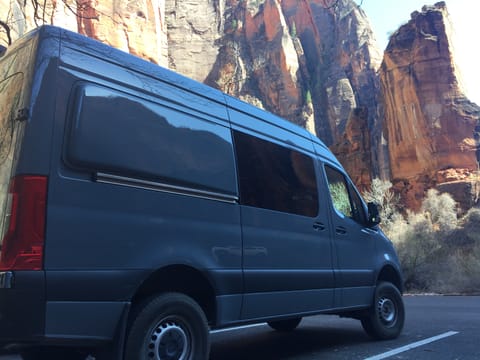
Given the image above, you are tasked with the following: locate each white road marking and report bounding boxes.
[210,323,266,334]
[364,331,459,360]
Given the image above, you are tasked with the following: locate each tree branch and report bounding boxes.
[0,20,12,45]
[322,0,340,9]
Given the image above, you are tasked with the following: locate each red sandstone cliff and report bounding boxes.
[379,2,479,210]
[1,0,479,210]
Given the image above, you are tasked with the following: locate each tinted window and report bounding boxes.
[324,165,366,224]
[67,84,237,195]
[234,131,318,217]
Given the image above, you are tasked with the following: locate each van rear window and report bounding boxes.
[234,131,319,217]
[66,84,237,196]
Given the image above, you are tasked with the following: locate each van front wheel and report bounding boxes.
[361,282,405,340]
[125,292,209,360]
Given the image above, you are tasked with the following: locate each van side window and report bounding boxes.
[233,130,318,217]
[66,84,237,195]
[324,165,366,224]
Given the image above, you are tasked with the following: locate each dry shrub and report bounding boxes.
[363,178,399,229]
[365,181,479,293]
[421,189,457,233]
[460,207,480,243]
[432,247,480,294]
[391,211,442,291]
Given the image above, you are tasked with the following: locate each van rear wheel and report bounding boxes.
[361,282,405,340]
[267,317,302,332]
[125,292,209,360]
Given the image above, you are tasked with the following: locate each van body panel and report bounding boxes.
[44,270,150,301]
[214,294,244,325]
[15,37,59,177]
[331,217,377,308]
[44,173,243,281]
[242,288,336,320]
[44,301,127,341]
[240,206,335,319]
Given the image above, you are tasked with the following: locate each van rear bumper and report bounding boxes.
[0,271,45,344]
[0,271,128,349]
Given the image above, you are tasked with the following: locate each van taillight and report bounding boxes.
[0,175,47,271]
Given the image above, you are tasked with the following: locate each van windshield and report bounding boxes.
[0,39,35,247]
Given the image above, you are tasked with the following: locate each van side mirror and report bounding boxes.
[367,202,381,226]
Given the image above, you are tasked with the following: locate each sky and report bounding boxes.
[359,0,479,105]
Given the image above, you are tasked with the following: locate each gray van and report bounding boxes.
[0,26,404,360]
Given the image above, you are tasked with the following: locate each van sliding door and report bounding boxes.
[233,130,335,319]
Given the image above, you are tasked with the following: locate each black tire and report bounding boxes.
[20,347,88,360]
[125,292,209,360]
[267,317,302,332]
[361,282,405,340]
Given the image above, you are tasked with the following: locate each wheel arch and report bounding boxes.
[376,264,404,294]
[130,265,217,325]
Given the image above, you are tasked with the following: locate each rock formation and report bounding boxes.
[165,0,224,80]
[0,0,168,66]
[379,2,480,210]
[1,0,479,211]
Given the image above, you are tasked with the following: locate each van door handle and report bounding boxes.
[313,222,326,231]
[336,226,347,235]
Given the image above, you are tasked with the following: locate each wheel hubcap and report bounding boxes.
[377,297,396,326]
[147,321,189,360]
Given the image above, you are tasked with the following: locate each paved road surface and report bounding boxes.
[210,295,480,359]
[1,295,479,359]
